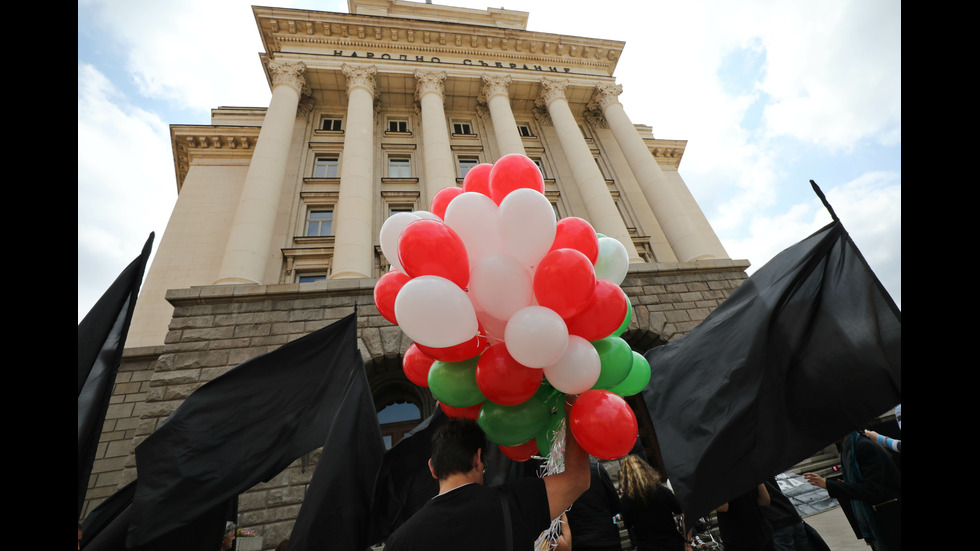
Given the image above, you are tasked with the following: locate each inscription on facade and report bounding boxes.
[332,50,573,73]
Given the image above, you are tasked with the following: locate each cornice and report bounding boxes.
[646,139,688,169]
[253,6,625,77]
[170,125,261,192]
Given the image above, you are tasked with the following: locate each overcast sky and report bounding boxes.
[78,0,901,322]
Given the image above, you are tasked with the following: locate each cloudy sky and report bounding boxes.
[78,0,901,322]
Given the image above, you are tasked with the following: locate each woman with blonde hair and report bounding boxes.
[618,454,688,551]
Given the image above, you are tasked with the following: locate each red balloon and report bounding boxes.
[374,270,410,324]
[568,389,637,460]
[403,344,436,387]
[488,154,545,205]
[564,280,628,341]
[441,401,483,420]
[475,343,543,406]
[397,219,470,289]
[499,438,541,462]
[549,217,599,264]
[416,333,488,363]
[430,186,463,219]
[532,248,596,319]
[462,164,493,197]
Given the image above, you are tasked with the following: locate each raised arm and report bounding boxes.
[543,400,591,520]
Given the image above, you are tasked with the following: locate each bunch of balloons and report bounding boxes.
[373,154,650,461]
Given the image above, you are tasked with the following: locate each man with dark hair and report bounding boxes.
[385,412,591,551]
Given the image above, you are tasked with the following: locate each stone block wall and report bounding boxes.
[81,260,750,549]
[80,349,157,519]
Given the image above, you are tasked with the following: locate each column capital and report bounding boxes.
[342,63,378,98]
[414,69,447,102]
[267,59,307,95]
[478,73,512,104]
[588,82,624,112]
[535,77,569,109]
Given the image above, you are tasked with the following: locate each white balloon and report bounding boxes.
[504,306,568,368]
[469,253,533,321]
[497,188,556,269]
[594,236,629,285]
[543,336,601,394]
[380,212,420,273]
[394,275,479,348]
[444,192,504,268]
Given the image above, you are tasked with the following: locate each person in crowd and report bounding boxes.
[716,483,774,551]
[761,478,829,551]
[384,411,590,551]
[565,461,622,551]
[804,431,900,551]
[617,454,689,551]
[275,539,289,551]
[220,522,236,551]
[864,404,901,454]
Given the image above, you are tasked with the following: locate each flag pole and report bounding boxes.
[809,180,838,222]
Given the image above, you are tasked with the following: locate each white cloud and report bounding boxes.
[79,0,312,114]
[722,171,901,308]
[78,63,176,321]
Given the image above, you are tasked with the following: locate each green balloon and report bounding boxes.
[609,351,651,397]
[478,396,551,447]
[612,296,633,337]
[428,357,485,408]
[591,337,634,390]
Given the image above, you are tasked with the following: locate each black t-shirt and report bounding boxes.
[566,465,622,551]
[716,489,774,551]
[384,477,551,551]
[620,485,685,551]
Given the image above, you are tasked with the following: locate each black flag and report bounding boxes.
[287,350,385,551]
[79,233,154,518]
[127,313,362,550]
[643,211,900,521]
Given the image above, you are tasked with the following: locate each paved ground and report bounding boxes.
[803,506,870,551]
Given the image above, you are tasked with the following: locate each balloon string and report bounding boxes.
[533,419,567,550]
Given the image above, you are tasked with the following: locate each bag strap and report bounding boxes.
[499,491,513,551]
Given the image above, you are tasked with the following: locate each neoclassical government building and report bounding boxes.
[83,0,750,545]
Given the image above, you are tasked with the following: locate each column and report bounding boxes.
[415,70,456,205]
[215,60,306,284]
[536,77,642,262]
[330,64,378,279]
[591,82,729,261]
[480,74,525,157]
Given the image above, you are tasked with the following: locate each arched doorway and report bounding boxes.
[377,400,422,449]
[365,354,436,449]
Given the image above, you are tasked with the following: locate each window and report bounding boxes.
[313,156,339,178]
[320,118,342,131]
[388,157,412,178]
[305,209,333,237]
[517,124,533,137]
[452,121,474,135]
[387,119,409,133]
[530,157,545,177]
[458,157,480,178]
[298,274,327,283]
